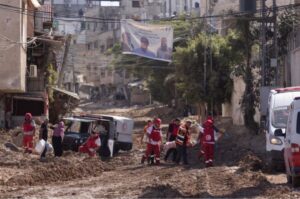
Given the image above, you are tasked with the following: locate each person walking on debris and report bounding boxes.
[39,118,49,161]
[164,118,180,162]
[52,121,65,157]
[141,118,162,165]
[79,131,101,157]
[200,115,224,167]
[175,120,192,165]
[141,120,155,164]
[22,113,36,153]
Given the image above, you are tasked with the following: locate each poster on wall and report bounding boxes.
[121,19,173,62]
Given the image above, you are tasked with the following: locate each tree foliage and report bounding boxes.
[174,31,244,110]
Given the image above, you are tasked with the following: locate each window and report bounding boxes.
[101,70,105,77]
[195,2,200,8]
[108,68,113,76]
[13,99,44,116]
[297,112,300,134]
[81,21,86,30]
[94,22,97,31]
[132,1,140,8]
[94,41,99,49]
[272,107,289,128]
[87,43,91,50]
[100,45,105,53]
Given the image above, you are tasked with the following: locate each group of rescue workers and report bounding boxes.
[20,112,102,160]
[140,116,224,167]
[20,112,224,167]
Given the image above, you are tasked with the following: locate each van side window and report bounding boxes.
[297,112,300,134]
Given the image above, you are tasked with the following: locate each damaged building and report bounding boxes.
[0,0,79,128]
[52,0,163,103]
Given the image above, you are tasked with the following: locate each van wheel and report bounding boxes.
[287,175,292,184]
[292,176,300,188]
[113,144,119,155]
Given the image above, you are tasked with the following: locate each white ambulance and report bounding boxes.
[265,87,300,170]
[282,97,300,187]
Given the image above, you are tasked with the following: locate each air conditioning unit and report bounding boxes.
[29,64,37,78]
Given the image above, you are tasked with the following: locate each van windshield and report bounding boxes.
[272,107,289,128]
[65,120,91,134]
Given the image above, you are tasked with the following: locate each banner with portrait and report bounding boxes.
[121,19,173,62]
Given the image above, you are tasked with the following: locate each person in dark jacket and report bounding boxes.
[39,118,49,160]
[175,120,192,165]
[51,121,64,157]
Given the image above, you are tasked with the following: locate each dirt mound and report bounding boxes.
[238,153,264,172]
[3,154,111,186]
[139,184,184,198]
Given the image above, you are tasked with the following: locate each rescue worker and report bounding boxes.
[175,120,192,165]
[22,113,36,153]
[164,118,180,162]
[141,118,162,165]
[141,120,155,164]
[201,116,223,167]
[79,131,101,157]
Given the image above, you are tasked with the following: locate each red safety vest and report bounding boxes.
[23,122,35,135]
[203,119,215,144]
[85,135,100,149]
[150,127,161,142]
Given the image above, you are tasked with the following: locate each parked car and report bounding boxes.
[265,87,300,170]
[62,114,134,157]
[283,97,300,187]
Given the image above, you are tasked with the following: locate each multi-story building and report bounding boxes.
[0,0,77,127]
[52,0,165,101]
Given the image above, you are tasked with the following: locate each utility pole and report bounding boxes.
[261,0,267,86]
[203,0,208,94]
[57,34,72,88]
[273,0,279,86]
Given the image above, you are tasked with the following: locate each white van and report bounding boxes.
[265,87,300,169]
[62,114,134,157]
[282,97,300,187]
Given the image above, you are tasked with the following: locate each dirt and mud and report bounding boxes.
[0,104,299,198]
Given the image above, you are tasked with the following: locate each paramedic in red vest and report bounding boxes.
[79,131,101,157]
[141,118,162,165]
[175,120,192,165]
[164,118,180,162]
[202,115,223,167]
[23,113,36,153]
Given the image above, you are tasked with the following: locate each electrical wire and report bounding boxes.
[1,2,300,23]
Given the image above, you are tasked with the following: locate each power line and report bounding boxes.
[1,3,300,24]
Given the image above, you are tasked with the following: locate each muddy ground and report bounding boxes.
[0,103,299,198]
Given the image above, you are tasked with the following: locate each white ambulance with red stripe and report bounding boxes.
[283,97,300,187]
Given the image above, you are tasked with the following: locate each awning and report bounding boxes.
[51,87,80,100]
[13,96,44,101]
[29,0,41,8]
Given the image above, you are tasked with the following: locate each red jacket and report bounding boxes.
[23,121,35,135]
[203,119,215,144]
[149,127,162,142]
[83,135,101,149]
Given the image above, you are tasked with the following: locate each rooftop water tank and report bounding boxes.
[239,0,256,13]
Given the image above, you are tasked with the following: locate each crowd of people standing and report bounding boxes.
[140,116,224,167]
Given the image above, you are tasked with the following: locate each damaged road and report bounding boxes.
[0,105,299,198]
